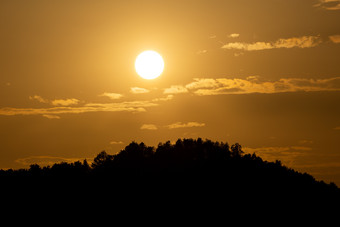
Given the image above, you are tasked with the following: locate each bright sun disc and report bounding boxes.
[135,50,164,79]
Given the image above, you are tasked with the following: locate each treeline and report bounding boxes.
[1,138,339,196]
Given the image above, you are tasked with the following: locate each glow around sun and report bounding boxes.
[135,50,164,79]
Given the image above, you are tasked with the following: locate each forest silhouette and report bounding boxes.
[1,138,339,200]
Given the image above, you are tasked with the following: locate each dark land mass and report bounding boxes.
[1,138,339,210]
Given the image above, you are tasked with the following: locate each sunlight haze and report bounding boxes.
[0,0,340,185]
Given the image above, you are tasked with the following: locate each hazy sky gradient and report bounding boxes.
[1,0,340,184]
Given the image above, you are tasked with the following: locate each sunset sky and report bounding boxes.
[1,0,340,184]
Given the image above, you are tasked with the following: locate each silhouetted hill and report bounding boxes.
[1,138,339,203]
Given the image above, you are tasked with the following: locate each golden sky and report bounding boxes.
[1,0,340,184]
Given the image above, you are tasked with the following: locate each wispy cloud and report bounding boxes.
[130,87,150,94]
[15,156,86,167]
[42,114,61,119]
[222,36,321,51]
[166,122,205,129]
[163,85,188,94]
[315,0,340,10]
[99,92,123,100]
[196,50,207,55]
[110,141,124,145]
[329,35,340,43]
[0,100,157,117]
[29,95,80,106]
[51,98,79,106]
[140,124,158,130]
[185,78,220,90]
[228,33,240,38]
[299,140,314,144]
[244,146,311,166]
[152,95,174,102]
[29,95,49,103]
[184,77,340,96]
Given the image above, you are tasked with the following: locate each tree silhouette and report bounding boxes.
[231,142,243,157]
[0,138,339,199]
[29,164,41,175]
[91,151,114,169]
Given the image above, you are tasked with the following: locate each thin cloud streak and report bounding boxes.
[140,124,158,130]
[166,122,205,129]
[222,36,321,51]
[0,100,158,117]
[29,95,49,103]
[51,98,79,106]
[29,95,80,106]
[185,77,340,96]
[163,85,188,94]
[42,114,61,119]
[315,0,340,10]
[130,87,150,94]
[329,35,340,43]
[228,33,240,38]
[244,146,311,166]
[99,92,123,100]
[110,141,124,145]
[15,156,88,166]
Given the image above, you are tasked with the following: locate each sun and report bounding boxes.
[135,50,164,80]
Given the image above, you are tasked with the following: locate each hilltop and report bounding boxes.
[1,138,339,200]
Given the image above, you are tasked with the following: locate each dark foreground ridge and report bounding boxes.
[1,138,339,202]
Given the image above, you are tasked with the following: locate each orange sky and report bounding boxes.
[1,0,340,185]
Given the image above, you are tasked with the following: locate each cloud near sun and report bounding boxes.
[1,76,340,119]
[221,35,321,51]
[164,76,340,96]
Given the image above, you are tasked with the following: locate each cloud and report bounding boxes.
[110,141,124,145]
[42,114,60,119]
[84,101,157,113]
[234,52,244,57]
[334,126,340,130]
[222,42,273,51]
[185,78,220,90]
[274,36,321,48]
[0,100,158,117]
[222,36,321,51]
[185,76,340,96]
[163,85,188,94]
[140,124,158,130]
[315,0,340,10]
[329,35,340,43]
[299,140,314,144]
[228,33,240,38]
[99,92,123,100]
[15,156,86,167]
[29,95,79,106]
[166,122,205,129]
[196,50,207,55]
[290,146,313,151]
[152,95,174,102]
[244,146,311,166]
[130,87,150,94]
[29,95,49,103]
[51,98,79,106]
